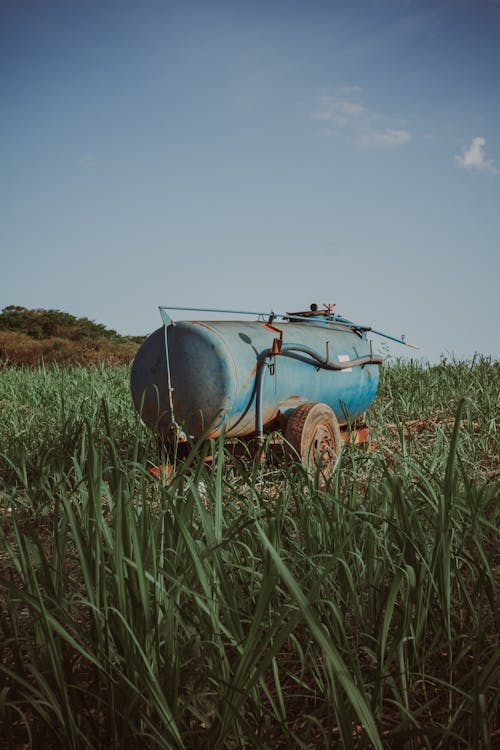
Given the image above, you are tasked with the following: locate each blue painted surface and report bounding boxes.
[130,319,381,438]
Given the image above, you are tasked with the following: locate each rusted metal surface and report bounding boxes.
[340,425,371,447]
[147,463,173,482]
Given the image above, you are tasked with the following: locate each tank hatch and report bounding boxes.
[285,303,336,320]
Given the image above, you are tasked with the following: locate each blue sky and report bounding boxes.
[1,0,499,361]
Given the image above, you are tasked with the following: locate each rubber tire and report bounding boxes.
[285,402,342,478]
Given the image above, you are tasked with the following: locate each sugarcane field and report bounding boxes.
[2,2,500,746]
[0,305,498,749]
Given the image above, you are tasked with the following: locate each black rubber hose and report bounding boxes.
[255,344,383,437]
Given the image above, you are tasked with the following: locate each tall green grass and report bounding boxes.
[0,358,498,748]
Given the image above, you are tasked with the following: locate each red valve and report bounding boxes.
[262,321,283,353]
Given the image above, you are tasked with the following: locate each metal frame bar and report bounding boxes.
[158,305,418,348]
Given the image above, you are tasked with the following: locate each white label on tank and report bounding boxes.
[338,354,352,373]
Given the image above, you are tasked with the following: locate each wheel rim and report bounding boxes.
[309,423,338,473]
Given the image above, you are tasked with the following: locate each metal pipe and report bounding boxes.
[160,305,269,318]
[163,323,176,427]
[255,350,273,440]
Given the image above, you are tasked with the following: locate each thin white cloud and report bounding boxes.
[312,89,412,148]
[313,96,367,126]
[360,129,412,147]
[455,137,497,174]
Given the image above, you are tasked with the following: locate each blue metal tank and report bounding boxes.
[130,312,382,441]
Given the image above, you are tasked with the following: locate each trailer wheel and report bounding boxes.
[285,402,342,478]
